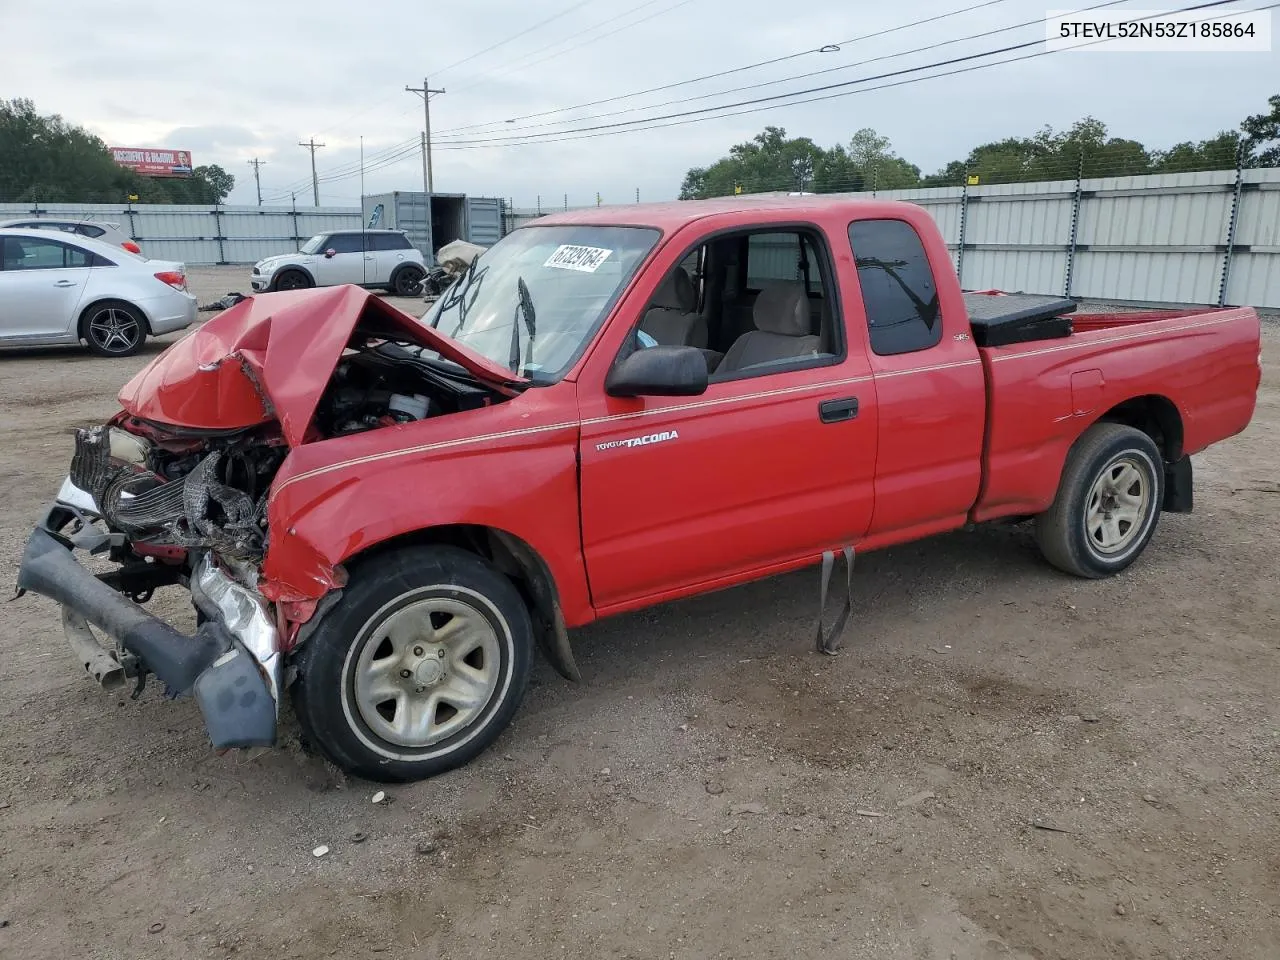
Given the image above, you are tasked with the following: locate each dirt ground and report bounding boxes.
[1,266,1277,960]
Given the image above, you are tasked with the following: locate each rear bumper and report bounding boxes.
[16,501,278,749]
[139,292,198,335]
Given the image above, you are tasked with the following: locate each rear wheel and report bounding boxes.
[81,300,147,357]
[1035,423,1164,578]
[291,545,533,782]
[272,269,312,291]
[392,265,425,296]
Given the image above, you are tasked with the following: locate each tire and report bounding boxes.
[291,545,533,782]
[1035,423,1164,578]
[392,265,425,297]
[80,300,148,357]
[272,269,312,292]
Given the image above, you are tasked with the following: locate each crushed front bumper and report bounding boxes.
[16,497,280,750]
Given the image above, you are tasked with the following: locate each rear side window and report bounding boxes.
[848,219,942,356]
[371,232,412,251]
[327,233,364,254]
[76,224,107,238]
[1,235,96,269]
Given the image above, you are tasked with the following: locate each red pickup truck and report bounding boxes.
[17,196,1262,782]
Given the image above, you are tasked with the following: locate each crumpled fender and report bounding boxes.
[258,389,594,632]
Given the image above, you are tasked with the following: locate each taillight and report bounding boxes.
[154,270,187,291]
[122,240,142,255]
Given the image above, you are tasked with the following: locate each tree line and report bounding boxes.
[1,99,234,205]
[680,94,1280,199]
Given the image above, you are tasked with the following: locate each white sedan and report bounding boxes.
[0,227,196,357]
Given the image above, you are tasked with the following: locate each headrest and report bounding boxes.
[752,282,809,336]
[651,266,695,312]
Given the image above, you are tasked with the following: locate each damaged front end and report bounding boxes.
[17,421,287,748]
[16,286,523,753]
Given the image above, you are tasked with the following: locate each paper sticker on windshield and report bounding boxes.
[544,244,613,273]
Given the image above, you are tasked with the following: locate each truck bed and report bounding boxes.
[969,303,1261,524]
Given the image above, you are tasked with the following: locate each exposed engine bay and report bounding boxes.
[72,337,505,567]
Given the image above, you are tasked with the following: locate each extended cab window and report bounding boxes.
[848,219,942,357]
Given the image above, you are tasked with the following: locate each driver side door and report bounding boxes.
[311,233,367,286]
[577,221,878,614]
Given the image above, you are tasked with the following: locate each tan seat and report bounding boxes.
[639,266,707,349]
[717,282,821,373]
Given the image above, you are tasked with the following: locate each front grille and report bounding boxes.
[69,427,114,502]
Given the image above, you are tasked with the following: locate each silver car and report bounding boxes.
[0,227,196,357]
[0,217,143,257]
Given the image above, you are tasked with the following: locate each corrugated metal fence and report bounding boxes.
[505,168,1280,308]
[0,202,361,265]
[7,168,1279,306]
[842,168,1280,308]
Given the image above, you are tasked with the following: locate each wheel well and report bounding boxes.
[1097,395,1183,461]
[78,298,152,336]
[342,525,579,681]
[275,265,313,284]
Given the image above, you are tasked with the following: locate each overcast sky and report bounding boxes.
[2,0,1275,209]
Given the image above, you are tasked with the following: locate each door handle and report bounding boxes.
[53,280,77,287]
[819,397,858,423]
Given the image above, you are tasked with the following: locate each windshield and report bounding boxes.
[298,234,326,255]
[421,225,660,384]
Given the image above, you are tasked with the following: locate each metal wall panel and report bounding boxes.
[5,172,1280,306]
[1072,250,1223,304]
[465,197,504,245]
[961,249,1068,294]
[0,202,359,264]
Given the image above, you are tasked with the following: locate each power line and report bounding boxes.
[431,0,597,77]
[264,0,1027,195]
[437,0,1130,142]
[429,0,1258,152]
[448,0,694,94]
[261,0,1259,199]
[435,0,1020,136]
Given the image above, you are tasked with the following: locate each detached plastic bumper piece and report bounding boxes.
[16,510,277,750]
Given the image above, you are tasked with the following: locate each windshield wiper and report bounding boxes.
[510,276,537,374]
[432,255,478,328]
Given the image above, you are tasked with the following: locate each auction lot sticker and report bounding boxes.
[544,245,613,272]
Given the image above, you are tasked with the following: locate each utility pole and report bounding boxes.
[405,78,445,194]
[298,139,325,207]
[247,158,266,206]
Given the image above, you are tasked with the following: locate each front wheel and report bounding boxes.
[291,545,533,782]
[272,269,312,292]
[1035,423,1164,578]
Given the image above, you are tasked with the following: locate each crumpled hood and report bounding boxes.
[117,285,527,447]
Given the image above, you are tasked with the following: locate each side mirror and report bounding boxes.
[324,248,337,259]
[605,344,708,398]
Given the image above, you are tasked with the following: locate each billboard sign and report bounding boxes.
[109,147,194,178]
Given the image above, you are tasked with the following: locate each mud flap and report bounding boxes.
[490,530,581,683]
[816,546,855,656]
[537,608,582,683]
[1163,456,1193,513]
